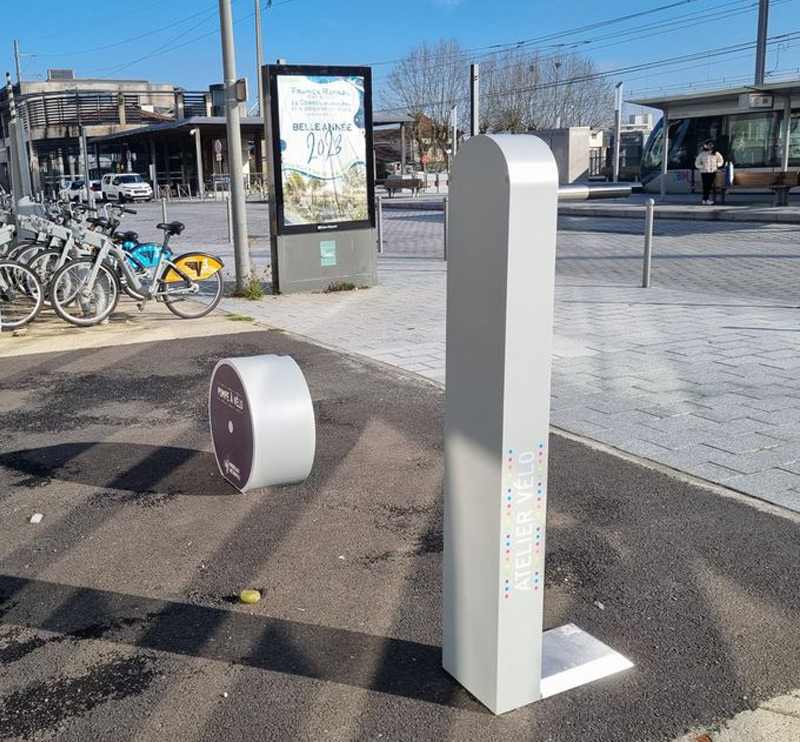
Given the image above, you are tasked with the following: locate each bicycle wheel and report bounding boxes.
[51,258,120,327]
[0,260,44,330]
[8,240,42,265]
[28,248,65,305]
[161,253,224,319]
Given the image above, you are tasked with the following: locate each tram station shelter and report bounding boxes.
[89,116,268,197]
[632,81,800,195]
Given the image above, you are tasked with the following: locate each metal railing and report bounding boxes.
[5,88,208,130]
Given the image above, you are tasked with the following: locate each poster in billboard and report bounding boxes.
[268,65,374,235]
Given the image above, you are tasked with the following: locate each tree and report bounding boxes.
[382,40,613,144]
[480,50,614,132]
[382,39,468,168]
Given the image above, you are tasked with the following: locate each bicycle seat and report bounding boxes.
[87,216,109,229]
[119,230,139,242]
[156,221,185,236]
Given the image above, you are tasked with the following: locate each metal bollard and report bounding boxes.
[376,195,383,254]
[642,198,654,288]
[160,196,167,223]
[226,194,233,244]
[443,195,449,261]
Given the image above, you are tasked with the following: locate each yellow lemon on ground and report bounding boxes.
[239,589,261,604]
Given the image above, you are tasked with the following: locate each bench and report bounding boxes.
[697,171,799,206]
[384,177,425,197]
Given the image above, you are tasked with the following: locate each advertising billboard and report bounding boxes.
[268,65,374,235]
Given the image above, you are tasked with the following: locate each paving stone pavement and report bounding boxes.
[220,214,800,513]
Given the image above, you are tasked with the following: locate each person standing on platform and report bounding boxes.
[695,139,724,205]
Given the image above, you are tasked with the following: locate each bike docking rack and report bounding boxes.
[443,134,633,715]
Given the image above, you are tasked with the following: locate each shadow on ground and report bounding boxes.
[0,443,229,497]
[0,574,474,713]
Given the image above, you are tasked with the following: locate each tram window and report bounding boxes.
[728,112,779,167]
[642,119,666,170]
[687,116,724,161]
[776,115,800,166]
[667,119,692,168]
[642,118,691,169]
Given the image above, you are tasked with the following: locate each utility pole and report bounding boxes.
[470,63,479,137]
[451,105,458,157]
[255,1,266,117]
[219,0,252,290]
[613,81,623,183]
[5,71,27,205]
[255,0,268,180]
[13,40,22,84]
[12,42,40,197]
[754,0,769,85]
[191,128,205,199]
[81,126,94,208]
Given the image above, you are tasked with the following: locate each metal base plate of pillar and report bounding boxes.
[540,624,633,700]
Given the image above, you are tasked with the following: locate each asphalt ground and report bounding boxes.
[1,330,800,742]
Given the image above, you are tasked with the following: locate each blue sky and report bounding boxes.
[3,0,800,115]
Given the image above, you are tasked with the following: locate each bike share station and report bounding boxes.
[209,70,634,712]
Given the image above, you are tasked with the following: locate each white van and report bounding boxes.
[101,173,153,202]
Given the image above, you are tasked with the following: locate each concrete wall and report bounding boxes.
[528,127,591,183]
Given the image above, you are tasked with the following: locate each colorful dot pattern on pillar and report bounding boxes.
[534,443,546,587]
[501,443,547,601]
[503,447,514,598]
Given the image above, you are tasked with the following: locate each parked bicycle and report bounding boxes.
[0,258,44,330]
[49,219,224,326]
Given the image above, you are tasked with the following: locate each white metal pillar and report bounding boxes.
[470,63,480,137]
[192,129,205,199]
[400,122,406,172]
[613,82,623,183]
[660,108,669,201]
[781,95,791,173]
[443,134,632,715]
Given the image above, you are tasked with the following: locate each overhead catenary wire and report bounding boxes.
[26,4,220,58]
[15,0,187,44]
[369,0,789,88]
[85,0,298,79]
[16,0,299,82]
[366,0,719,69]
[374,30,800,114]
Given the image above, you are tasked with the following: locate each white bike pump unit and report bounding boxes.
[443,134,634,715]
[209,355,315,492]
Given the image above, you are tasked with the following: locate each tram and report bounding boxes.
[634,82,800,194]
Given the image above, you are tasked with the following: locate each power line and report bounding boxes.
[366,0,720,69]
[26,4,220,58]
[370,0,779,87]
[72,0,299,80]
[375,31,800,113]
[17,0,186,44]
[81,11,223,78]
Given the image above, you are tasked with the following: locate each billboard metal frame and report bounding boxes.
[266,64,375,237]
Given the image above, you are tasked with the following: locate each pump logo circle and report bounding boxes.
[210,362,254,489]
